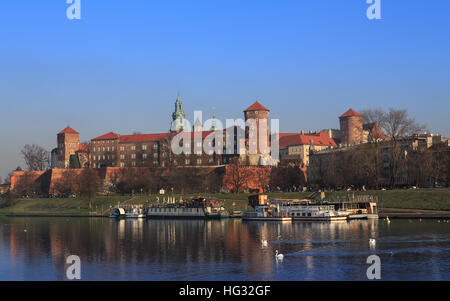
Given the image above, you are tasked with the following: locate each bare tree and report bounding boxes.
[380,108,426,139]
[223,157,251,193]
[21,144,49,171]
[361,108,386,125]
[363,108,425,187]
[78,168,101,209]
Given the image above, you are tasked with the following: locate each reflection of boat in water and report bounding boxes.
[146,197,229,219]
[243,195,291,221]
[109,205,146,219]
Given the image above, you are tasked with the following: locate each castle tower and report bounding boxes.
[171,94,186,132]
[243,101,270,165]
[339,108,363,145]
[56,126,80,168]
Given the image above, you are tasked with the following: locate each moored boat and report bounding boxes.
[271,199,349,222]
[243,194,291,222]
[109,205,146,219]
[146,197,229,219]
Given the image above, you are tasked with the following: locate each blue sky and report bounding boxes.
[0,0,449,178]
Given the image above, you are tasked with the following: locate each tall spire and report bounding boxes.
[171,93,186,132]
[210,110,217,131]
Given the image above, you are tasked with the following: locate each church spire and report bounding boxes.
[171,93,186,132]
[210,110,217,131]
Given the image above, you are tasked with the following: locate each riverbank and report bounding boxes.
[0,188,449,217]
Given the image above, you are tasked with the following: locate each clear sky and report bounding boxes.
[0,0,449,179]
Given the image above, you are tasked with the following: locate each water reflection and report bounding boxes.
[0,217,449,280]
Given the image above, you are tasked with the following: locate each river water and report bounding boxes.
[0,217,449,280]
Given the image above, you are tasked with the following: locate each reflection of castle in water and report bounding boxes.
[2,218,381,279]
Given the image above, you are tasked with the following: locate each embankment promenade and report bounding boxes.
[1,189,449,219]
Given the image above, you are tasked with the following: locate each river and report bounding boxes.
[0,217,449,280]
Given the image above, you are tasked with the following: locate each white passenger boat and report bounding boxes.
[146,197,229,219]
[273,199,349,222]
[242,194,291,222]
[242,205,291,221]
[109,205,146,219]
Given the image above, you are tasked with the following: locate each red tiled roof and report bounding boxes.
[119,133,170,143]
[78,143,90,152]
[177,131,215,139]
[279,132,337,149]
[92,132,120,141]
[244,101,270,112]
[91,130,223,144]
[364,122,388,140]
[340,108,363,118]
[58,126,79,135]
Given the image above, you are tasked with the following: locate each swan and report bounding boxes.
[261,240,268,247]
[369,238,376,247]
[275,250,284,260]
[386,217,390,223]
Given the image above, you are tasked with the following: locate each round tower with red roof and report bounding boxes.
[339,108,363,145]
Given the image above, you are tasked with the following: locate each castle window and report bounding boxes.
[102,155,105,160]
[93,163,96,168]
[120,154,125,160]
[120,162,125,167]
[153,144,158,150]
[112,146,115,151]
[131,145,136,151]
[197,159,202,165]
[120,146,125,151]
[131,154,136,159]
[142,145,147,150]
[102,147,105,152]
[185,159,190,165]
[93,147,96,152]
[153,161,158,165]
[143,153,147,159]
[131,162,136,167]
[93,155,96,161]
[153,153,158,158]
[107,147,110,152]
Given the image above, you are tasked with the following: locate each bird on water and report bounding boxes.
[275,250,284,260]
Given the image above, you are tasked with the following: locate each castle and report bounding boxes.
[51,95,380,170]
[51,97,279,170]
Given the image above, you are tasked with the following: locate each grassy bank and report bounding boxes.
[0,195,131,216]
[0,189,449,216]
